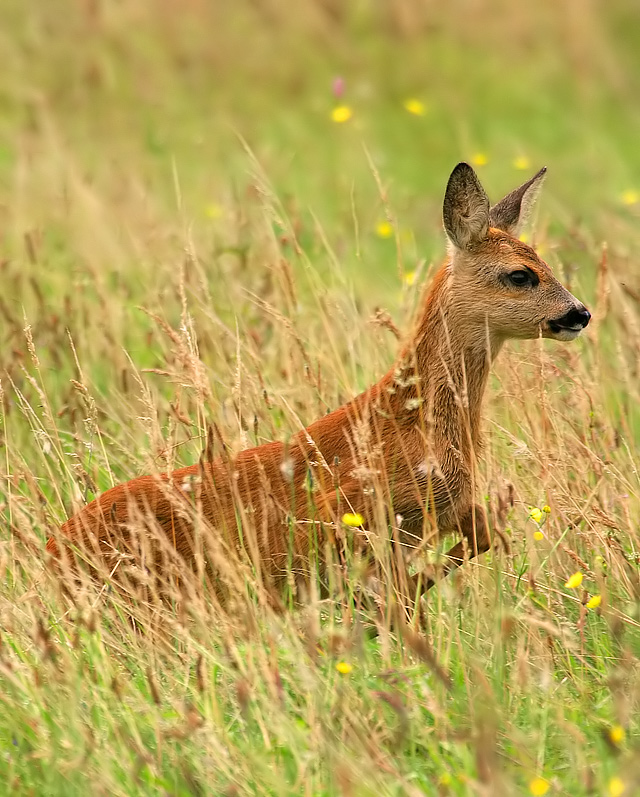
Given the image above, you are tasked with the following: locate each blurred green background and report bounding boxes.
[2,0,640,286]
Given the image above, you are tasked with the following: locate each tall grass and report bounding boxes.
[0,1,639,794]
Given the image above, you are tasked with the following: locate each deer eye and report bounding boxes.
[508,270,532,287]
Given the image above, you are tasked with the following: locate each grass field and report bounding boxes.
[1,1,640,794]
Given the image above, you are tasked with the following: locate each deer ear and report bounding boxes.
[489,167,547,236]
[443,163,490,250]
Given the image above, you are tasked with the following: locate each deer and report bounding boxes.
[46,163,590,613]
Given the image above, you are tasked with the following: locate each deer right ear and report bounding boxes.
[443,163,490,250]
[489,167,547,236]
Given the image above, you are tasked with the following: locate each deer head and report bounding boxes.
[442,162,590,344]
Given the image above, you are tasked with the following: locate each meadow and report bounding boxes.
[1,1,639,794]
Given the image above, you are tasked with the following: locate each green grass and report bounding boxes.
[1,1,640,794]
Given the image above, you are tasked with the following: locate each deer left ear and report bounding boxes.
[489,167,547,237]
[443,162,491,250]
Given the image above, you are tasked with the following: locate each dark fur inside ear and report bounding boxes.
[443,163,490,250]
[489,167,547,236]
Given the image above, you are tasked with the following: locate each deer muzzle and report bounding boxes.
[548,304,591,339]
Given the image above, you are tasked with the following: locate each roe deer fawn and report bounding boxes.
[47,163,590,608]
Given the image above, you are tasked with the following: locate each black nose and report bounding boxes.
[550,305,591,331]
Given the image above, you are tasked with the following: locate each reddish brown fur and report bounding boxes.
[46,164,590,604]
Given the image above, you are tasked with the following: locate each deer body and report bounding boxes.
[47,164,590,600]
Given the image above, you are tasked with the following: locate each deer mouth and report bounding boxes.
[547,306,591,340]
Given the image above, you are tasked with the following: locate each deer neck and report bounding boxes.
[388,263,503,455]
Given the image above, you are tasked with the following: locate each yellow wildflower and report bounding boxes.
[342,512,364,527]
[608,777,625,797]
[205,203,223,219]
[609,725,625,745]
[542,505,551,514]
[529,507,544,524]
[331,105,352,123]
[519,232,529,244]
[404,98,427,116]
[471,152,488,167]
[621,190,639,206]
[403,270,416,287]
[438,773,452,786]
[336,661,353,675]
[513,156,531,171]
[564,571,583,589]
[533,531,544,542]
[376,221,393,239]
[529,777,550,796]
[586,594,602,609]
